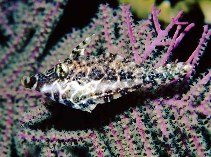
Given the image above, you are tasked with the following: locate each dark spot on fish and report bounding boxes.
[126,71,134,79]
[73,96,80,103]
[95,91,102,96]
[133,85,141,90]
[120,88,128,95]
[104,67,117,81]
[79,99,95,108]
[82,40,87,45]
[108,53,117,61]
[89,67,104,80]
[64,58,72,64]
[53,92,60,102]
[119,70,134,80]
[105,90,113,94]
[63,99,74,107]
[119,70,127,80]
[87,99,95,104]
[104,95,113,102]
[45,92,51,98]
[73,71,86,80]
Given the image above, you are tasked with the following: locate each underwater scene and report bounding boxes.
[0,0,210,156]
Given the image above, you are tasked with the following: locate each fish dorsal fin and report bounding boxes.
[71,34,95,59]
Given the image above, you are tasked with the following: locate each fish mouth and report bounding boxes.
[21,75,37,89]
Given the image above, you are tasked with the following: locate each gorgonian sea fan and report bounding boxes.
[0,0,68,156]
[0,2,210,157]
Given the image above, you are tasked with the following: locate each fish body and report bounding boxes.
[22,35,192,112]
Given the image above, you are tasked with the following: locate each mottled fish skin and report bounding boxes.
[21,35,192,112]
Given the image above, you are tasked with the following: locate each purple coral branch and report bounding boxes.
[101,4,113,51]
[0,14,14,36]
[182,115,206,157]
[155,23,195,67]
[122,114,136,156]
[133,108,153,157]
[1,98,13,155]
[163,104,207,157]
[183,71,210,100]
[184,25,210,79]
[89,131,105,157]
[0,29,27,69]
[151,5,161,33]
[108,122,125,156]
[20,105,51,126]
[122,5,141,64]
[0,3,18,36]
[155,25,182,67]
[31,1,62,60]
[198,88,211,116]
[182,71,211,116]
[0,86,43,99]
[174,23,195,47]
[153,100,169,138]
[163,71,210,117]
[141,6,193,64]
[165,11,186,32]
[18,129,89,146]
[147,102,175,155]
[186,25,210,65]
[6,64,23,87]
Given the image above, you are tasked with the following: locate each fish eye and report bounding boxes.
[55,63,69,78]
[21,76,37,89]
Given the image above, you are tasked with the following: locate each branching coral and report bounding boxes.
[0,1,210,157]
